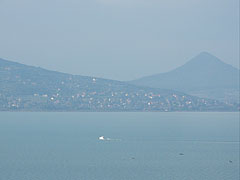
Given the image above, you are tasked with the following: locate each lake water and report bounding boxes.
[0,112,239,180]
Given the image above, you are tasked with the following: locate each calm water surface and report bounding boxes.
[0,112,239,180]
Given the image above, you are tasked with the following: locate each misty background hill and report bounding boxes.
[130,52,239,103]
[0,57,237,111]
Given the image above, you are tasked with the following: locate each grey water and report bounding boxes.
[0,112,239,180]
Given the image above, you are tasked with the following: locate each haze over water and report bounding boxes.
[0,112,239,180]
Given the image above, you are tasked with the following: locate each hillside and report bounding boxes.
[0,57,238,111]
[130,52,239,103]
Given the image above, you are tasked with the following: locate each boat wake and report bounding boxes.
[98,136,121,141]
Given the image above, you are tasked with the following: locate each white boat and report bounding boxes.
[99,136,105,140]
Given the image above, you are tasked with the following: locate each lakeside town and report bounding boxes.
[0,58,238,112]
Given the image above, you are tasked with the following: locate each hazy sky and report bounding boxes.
[0,0,239,80]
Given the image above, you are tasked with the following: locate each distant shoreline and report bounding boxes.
[0,110,239,113]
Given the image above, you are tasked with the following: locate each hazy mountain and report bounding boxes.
[130,52,239,103]
[0,57,237,111]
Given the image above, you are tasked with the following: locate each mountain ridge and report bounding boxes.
[130,52,239,103]
[0,57,238,111]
